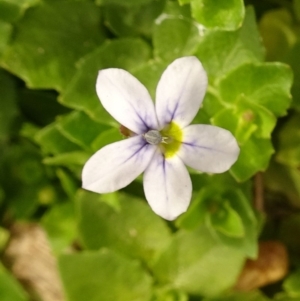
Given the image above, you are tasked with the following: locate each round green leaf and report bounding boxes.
[77,190,172,264]
[60,38,151,123]
[191,0,245,30]
[59,249,153,301]
[1,2,105,91]
[152,226,245,296]
[209,201,245,238]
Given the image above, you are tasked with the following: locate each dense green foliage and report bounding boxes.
[0,0,300,300]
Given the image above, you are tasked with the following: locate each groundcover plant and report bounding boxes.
[0,0,300,300]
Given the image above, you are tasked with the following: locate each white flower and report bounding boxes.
[82,56,240,220]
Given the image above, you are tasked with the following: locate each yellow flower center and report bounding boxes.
[160,122,183,158]
[143,122,183,158]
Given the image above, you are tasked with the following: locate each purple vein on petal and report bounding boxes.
[157,65,192,126]
[82,136,157,193]
[182,141,230,154]
[104,75,156,133]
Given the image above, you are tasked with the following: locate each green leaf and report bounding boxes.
[1,1,105,91]
[192,91,224,125]
[283,269,300,297]
[218,62,293,117]
[59,249,153,301]
[96,0,153,6]
[132,60,168,99]
[60,38,151,123]
[203,290,270,301]
[195,7,264,81]
[0,0,40,22]
[177,186,258,258]
[152,226,245,296]
[0,139,56,218]
[212,97,276,144]
[153,287,188,301]
[77,190,171,265]
[0,70,18,141]
[0,263,29,301]
[153,17,202,62]
[56,168,78,199]
[285,41,300,110]
[295,0,300,21]
[19,122,40,142]
[35,123,81,155]
[163,0,191,18]
[0,20,12,56]
[178,0,190,5]
[274,293,300,301]
[210,201,245,238]
[91,128,121,152]
[43,151,90,166]
[103,0,166,38]
[259,8,296,61]
[230,136,274,182]
[42,201,76,255]
[190,0,245,30]
[56,111,110,151]
[276,112,300,167]
[264,160,300,208]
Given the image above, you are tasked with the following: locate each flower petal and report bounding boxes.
[96,68,158,134]
[178,124,240,173]
[143,150,192,220]
[82,136,156,193]
[155,56,208,129]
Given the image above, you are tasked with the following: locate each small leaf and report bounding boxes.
[190,0,245,30]
[132,60,168,99]
[60,38,151,123]
[59,249,153,301]
[152,226,245,296]
[230,136,274,182]
[213,98,276,144]
[77,190,171,264]
[178,186,257,258]
[153,16,202,62]
[103,0,166,38]
[1,1,105,91]
[0,0,40,22]
[91,128,121,152]
[56,168,78,199]
[56,111,110,151]
[178,0,190,5]
[96,0,153,6]
[42,201,76,255]
[195,7,264,80]
[43,151,90,166]
[218,62,293,117]
[35,123,81,155]
[209,201,245,238]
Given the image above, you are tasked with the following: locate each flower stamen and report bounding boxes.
[144,130,163,145]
